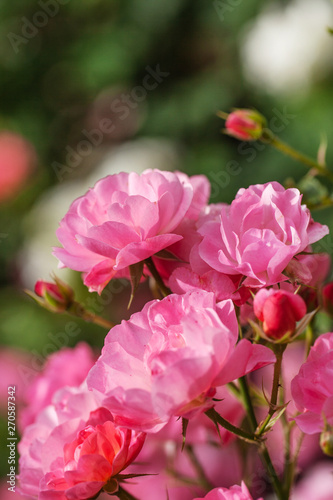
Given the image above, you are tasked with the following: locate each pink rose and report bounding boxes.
[193,481,263,500]
[198,182,329,288]
[87,290,275,432]
[19,343,96,431]
[18,385,145,500]
[291,333,333,434]
[53,169,210,293]
[253,288,306,340]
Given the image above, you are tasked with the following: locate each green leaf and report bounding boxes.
[154,249,185,262]
[182,417,189,451]
[128,261,144,309]
[264,403,289,432]
[292,308,319,341]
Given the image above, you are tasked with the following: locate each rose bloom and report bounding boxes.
[53,169,210,293]
[193,482,263,500]
[19,343,96,431]
[87,290,275,432]
[198,182,329,288]
[18,384,145,500]
[291,332,333,434]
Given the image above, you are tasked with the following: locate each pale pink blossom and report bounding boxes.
[19,343,96,431]
[18,384,145,500]
[291,333,333,434]
[53,169,210,293]
[87,291,275,432]
[193,481,263,500]
[198,182,329,288]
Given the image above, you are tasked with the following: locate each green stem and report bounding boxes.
[256,344,286,437]
[145,257,171,297]
[286,430,305,496]
[305,323,314,358]
[238,376,257,430]
[185,444,213,490]
[238,375,287,500]
[261,129,333,183]
[69,302,115,329]
[205,408,259,445]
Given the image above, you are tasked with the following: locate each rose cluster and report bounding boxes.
[18,169,333,500]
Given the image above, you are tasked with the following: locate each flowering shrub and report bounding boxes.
[18,110,333,500]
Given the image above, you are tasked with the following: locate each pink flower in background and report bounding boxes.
[322,282,333,316]
[253,288,306,340]
[198,182,329,288]
[87,290,275,432]
[53,169,210,293]
[193,481,263,500]
[291,462,333,500]
[0,348,32,412]
[291,333,333,434]
[0,131,36,202]
[18,385,145,500]
[19,343,96,431]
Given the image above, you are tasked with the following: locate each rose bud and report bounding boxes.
[253,288,306,340]
[223,109,266,141]
[322,282,333,316]
[30,276,74,313]
[320,429,333,457]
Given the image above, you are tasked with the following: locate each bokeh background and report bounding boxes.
[1,0,333,494]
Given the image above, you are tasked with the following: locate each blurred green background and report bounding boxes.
[0,0,333,482]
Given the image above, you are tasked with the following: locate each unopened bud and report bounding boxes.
[253,288,306,341]
[320,429,333,456]
[222,109,266,141]
[29,276,74,313]
[322,282,333,316]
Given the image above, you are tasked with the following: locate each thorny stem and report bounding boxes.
[237,375,287,500]
[261,129,333,183]
[256,344,287,437]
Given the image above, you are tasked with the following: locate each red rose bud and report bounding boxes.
[32,276,74,313]
[253,289,306,340]
[322,282,333,316]
[224,109,266,141]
